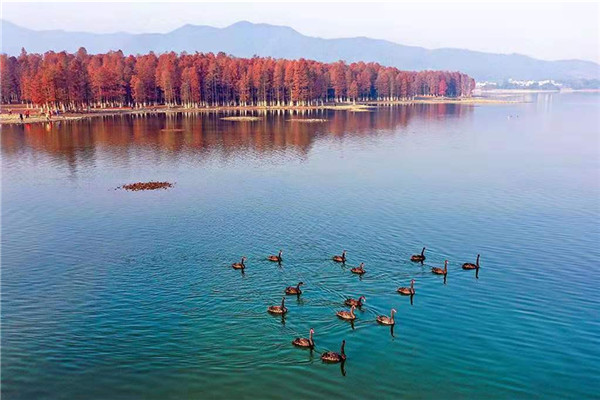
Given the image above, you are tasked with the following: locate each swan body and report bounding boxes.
[336,305,356,321]
[376,309,396,325]
[350,262,366,275]
[411,247,426,262]
[333,250,347,263]
[268,297,287,314]
[292,328,314,348]
[268,250,283,262]
[462,254,480,270]
[344,296,366,307]
[321,340,346,363]
[432,260,448,275]
[231,256,246,270]
[397,279,415,295]
[285,282,304,295]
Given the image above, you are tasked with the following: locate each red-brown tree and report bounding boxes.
[2,48,476,108]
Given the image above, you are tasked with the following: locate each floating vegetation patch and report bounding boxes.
[220,116,262,121]
[287,118,328,123]
[160,128,185,132]
[118,181,173,191]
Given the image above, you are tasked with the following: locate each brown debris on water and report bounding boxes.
[118,181,173,191]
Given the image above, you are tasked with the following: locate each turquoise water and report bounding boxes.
[2,93,599,399]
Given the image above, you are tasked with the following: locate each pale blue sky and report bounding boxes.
[2,1,599,63]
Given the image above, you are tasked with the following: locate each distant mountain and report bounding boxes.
[2,19,599,83]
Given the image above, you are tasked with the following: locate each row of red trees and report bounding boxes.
[1,48,475,108]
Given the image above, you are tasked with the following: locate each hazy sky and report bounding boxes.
[2,1,599,63]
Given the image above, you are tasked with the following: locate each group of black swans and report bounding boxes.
[231,247,481,366]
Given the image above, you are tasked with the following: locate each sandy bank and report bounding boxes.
[0,97,519,126]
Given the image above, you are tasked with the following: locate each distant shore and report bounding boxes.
[0,97,518,126]
[475,88,600,94]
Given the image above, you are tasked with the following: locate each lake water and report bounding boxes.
[2,93,599,399]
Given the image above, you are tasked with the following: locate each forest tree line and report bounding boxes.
[1,48,475,109]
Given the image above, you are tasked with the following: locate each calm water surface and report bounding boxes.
[2,93,599,399]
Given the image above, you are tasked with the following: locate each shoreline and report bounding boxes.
[476,88,600,94]
[0,97,518,126]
